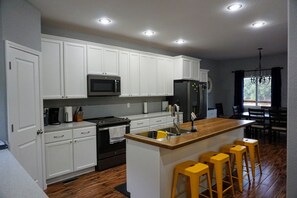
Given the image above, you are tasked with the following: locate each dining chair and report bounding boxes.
[269,108,287,142]
[248,108,269,140]
[231,105,241,119]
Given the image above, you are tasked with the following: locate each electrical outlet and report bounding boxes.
[127,103,130,108]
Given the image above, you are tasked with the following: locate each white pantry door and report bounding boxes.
[6,42,43,188]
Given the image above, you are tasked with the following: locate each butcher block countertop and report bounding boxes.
[125,118,254,150]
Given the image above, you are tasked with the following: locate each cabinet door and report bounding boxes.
[191,59,200,80]
[139,55,150,96]
[182,58,191,79]
[64,42,87,98]
[157,58,167,96]
[45,139,73,179]
[119,51,130,97]
[129,52,140,96]
[73,136,97,171]
[140,54,157,96]
[87,45,103,74]
[165,59,174,96]
[41,38,64,99]
[103,48,119,75]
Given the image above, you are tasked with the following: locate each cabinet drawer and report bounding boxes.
[130,119,149,128]
[130,126,149,134]
[149,117,167,125]
[73,126,96,138]
[45,130,72,143]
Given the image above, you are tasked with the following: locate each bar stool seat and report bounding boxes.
[171,160,213,198]
[234,138,262,178]
[220,144,251,192]
[199,152,235,198]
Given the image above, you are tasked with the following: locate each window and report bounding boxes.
[243,77,271,107]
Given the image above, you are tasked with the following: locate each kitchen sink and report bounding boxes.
[136,127,192,141]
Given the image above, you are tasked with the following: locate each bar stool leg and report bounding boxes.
[249,145,256,178]
[244,152,251,183]
[214,163,223,198]
[171,169,179,198]
[206,169,213,198]
[256,145,263,174]
[189,176,199,198]
[234,152,243,192]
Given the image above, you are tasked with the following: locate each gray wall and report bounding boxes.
[287,0,297,196]
[215,53,287,116]
[0,0,41,141]
[200,59,220,108]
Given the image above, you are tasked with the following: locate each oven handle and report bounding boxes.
[98,124,130,131]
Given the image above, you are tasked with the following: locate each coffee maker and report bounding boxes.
[48,108,60,125]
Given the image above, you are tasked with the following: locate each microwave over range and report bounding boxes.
[87,74,121,96]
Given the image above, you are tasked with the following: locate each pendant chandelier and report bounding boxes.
[250,48,271,84]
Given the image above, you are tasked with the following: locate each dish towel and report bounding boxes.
[109,125,126,144]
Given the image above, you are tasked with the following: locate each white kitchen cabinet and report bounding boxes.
[119,51,140,97]
[41,38,64,99]
[149,117,167,131]
[87,45,119,76]
[174,55,201,81]
[130,119,150,134]
[45,130,73,179]
[140,54,157,96]
[45,126,96,179]
[64,41,87,98]
[200,69,209,83]
[157,58,167,96]
[164,58,174,96]
[41,37,87,99]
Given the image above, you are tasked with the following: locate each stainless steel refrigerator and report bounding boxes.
[172,80,207,122]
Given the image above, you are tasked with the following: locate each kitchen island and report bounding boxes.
[125,118,254,198]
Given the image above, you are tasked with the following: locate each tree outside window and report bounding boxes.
[243,77,271,106]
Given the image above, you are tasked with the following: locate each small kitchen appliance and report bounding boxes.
[64,106,73,123]
[48,108,60,125]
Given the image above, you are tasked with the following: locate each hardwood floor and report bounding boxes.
[45,137,286,198]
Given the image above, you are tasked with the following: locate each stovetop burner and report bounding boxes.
[85,116,130,127]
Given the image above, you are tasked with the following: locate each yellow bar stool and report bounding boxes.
[220,144,251,192]
[171,160,213,198]
[199,152,235,198]
[234,138,262,178]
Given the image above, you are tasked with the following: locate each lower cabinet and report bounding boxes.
[45,126,96,179]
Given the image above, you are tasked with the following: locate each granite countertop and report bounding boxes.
[0,149,48,198]
[125,118,254,150]
[122,112,183,121]
[44,121,96,132]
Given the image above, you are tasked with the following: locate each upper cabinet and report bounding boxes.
[42,38,87,99]
[157,57,174,96]
[199,69,209,83]
[41,38,64,99]
[174,55,201,81]
[119,51,140,97]
[139,54,158,96]
[64,42,87,98]
[87,44,119,76]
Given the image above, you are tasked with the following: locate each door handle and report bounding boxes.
[37,129,43,135]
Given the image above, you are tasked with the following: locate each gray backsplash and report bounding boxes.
[44,96,167,121]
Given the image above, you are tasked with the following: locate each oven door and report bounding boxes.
[87,74,121,96]
[97,124,129,160]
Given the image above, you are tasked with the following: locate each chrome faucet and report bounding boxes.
[172,104,181,135]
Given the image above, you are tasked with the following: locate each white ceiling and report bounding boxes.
[27,0,287,60]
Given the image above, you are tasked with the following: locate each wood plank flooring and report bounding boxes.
[45,137,286,198]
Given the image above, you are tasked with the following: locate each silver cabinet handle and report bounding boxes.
[37,129,43,135]
[53,135,64,138]
[81,131,90,134]
[137,122,143,125]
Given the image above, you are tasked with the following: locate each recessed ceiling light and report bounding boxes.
[174,39,186,44]
[143,30,156,37]
[227,3,243,11]
[97,17,112,25]
[251,21,267,28]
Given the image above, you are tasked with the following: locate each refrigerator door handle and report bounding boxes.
[199,85,203,116]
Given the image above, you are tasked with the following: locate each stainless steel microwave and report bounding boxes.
[87,74,121,96]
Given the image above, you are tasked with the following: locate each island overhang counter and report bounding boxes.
[125,118,254,198]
